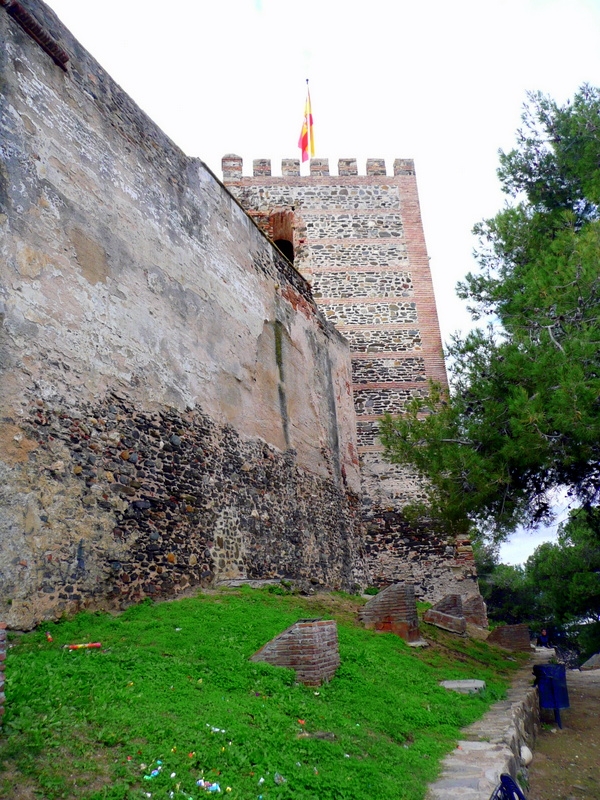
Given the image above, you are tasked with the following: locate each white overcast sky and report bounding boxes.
[43,0,600,563]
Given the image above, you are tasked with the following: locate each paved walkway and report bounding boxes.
[426,649,553,800]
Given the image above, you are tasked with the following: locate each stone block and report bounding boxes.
[423,594,468,634]
[423,609,467,635]
[253,159,271,176]
[338,158,358,176]
[221,154,242,180]
[309,158,329,177]
[281,159,300,176]
[432,594,463,616]
[250,619,339,685]
[581,652,600,670]
[440,680,486,694]
[487,624,531,652]
[463,594,488,628]
[358,583,420,642]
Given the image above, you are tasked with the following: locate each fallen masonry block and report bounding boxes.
[423,608,467,635]
[250,619,339,685]
[423,594,467,634]
[487,623,531,652]
[358,583,421,642]
[581,652,600,670]
[440,679,486,694]
[429,593,463,617]
[462,593,489,628]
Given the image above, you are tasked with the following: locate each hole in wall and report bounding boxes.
[274,239,294,263]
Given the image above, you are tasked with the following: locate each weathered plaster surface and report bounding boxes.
[0,0,365,628]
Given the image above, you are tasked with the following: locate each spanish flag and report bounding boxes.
[298,83,314,163]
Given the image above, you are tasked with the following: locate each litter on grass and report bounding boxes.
[197,778,221,793]
[274,773,286,785]
[65,642,102,650]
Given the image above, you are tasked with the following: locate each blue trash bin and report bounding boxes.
[533,664,569,727]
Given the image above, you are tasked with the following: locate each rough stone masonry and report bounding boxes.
[1,0,482,630]
[0,0,367,629]
[223,156,479,602]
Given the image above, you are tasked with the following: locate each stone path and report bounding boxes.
[426,649,553,800]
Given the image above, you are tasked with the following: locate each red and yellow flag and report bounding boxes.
[298,85,314,163]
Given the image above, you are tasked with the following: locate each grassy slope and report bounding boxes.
[0,589,525,800]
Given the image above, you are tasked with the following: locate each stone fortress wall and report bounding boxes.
[0,0,368,629]
[1,0,480,630]
[223,157,478,601]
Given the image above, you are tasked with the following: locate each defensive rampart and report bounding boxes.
[223,156,479,601]
[0,0,366,628]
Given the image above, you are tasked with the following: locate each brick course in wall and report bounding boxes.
[358,583,420,642]
[222,156,479,603]
[250,619,340,685]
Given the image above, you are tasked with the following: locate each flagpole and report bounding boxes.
[306,78,312,160]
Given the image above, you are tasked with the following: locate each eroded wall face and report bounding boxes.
[223,157,478,601]
[0,1,365,629]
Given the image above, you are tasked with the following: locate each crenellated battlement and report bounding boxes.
[221,155,415,180]
[221,148,479,604]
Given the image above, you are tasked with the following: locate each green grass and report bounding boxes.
[0,588,524,799]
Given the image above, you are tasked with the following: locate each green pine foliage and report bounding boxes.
[379,85,600,541]
[0,589,519,800]
[473,511,600,660]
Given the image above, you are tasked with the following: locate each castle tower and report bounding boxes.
[222,156,477,601]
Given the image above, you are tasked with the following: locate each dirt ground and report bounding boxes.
[527,669,600,800]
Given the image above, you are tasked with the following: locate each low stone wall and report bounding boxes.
[250,619,340,685]
[487,624,531,652]
[427,664,542,800]
[358,583,420,642]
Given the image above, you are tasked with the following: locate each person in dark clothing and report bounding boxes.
[537,628,551,647]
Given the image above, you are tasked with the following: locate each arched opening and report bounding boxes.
[270,209,296,264]
[274,238,294,263]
